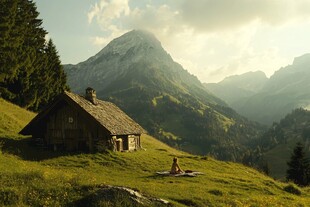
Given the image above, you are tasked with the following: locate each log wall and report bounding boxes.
[45,102,110,151]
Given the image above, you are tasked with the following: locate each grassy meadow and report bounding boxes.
[1,98,310,206]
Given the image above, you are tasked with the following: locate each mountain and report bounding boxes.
[205,71,268,106]
[64,30,263,161]
[1,99,309,206]
[65,30,223,105]
[239,54,310,125]
[255,108,310,179]
[206,54,310,125]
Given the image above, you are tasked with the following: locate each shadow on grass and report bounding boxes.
[143,174,167,180]
[171,198,202,207]
[0,136,83,161]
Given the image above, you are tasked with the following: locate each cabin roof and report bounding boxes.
[64,91,146,135]
[20,91,146,135]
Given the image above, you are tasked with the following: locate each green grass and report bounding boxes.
[263,141,295,179]
[152,94,181,107]
[214,111,235,132]
[0,98,35,136]
[159,129,180,141]
[264,138,304,179]
[1,98,310,206]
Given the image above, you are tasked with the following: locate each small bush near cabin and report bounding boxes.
[283,184,302,195]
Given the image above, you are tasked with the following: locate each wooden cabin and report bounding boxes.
[20,88,146,152]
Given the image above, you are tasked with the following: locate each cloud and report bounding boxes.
[90,36,109,46]
[87,0,310,34]
[127,4,180,34]
[90,27,128,47]
[86,0,310,83]
[87,0,310,45]
[178,0,310,32]
[88,0,130,32]
[205,46,290,83]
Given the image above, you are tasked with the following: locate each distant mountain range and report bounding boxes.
[64,30,263,161]
[206,54,310,125]
[205,71,268,107]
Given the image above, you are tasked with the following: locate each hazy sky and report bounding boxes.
[35,0,310,83]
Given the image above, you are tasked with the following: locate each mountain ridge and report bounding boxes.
[205,71,268,106]
[65,30,215,102]
[206,53,310,125]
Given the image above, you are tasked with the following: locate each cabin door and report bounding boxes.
[128,136,136,151]
[64,129,79,151]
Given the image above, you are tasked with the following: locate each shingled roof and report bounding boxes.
[20,91,146,135]
[65,91,146,135]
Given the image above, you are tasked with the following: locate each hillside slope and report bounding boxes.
[256,108,310,179]
[0,98,35,136]
[64,30,263,161]
[1,99,310,206]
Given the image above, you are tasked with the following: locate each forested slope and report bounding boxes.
[0,0,67,111]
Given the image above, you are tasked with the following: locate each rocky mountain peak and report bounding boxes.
[220,71,267,85]
[90,30,170,63]
[293,53,310,65]
[64,30,200,95]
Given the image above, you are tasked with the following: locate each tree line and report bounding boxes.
[0,0,67,111]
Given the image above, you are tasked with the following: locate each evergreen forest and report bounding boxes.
[0,0,67,111]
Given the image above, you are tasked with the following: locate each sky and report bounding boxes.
[34,0,310,83]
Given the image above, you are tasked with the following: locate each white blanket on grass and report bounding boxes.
[156,171,204,177]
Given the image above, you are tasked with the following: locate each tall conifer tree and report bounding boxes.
[286,142,310,186]
[0,0,20,97]
[12,0,47,109]
[0,0,68,111]
[35,39,67,109]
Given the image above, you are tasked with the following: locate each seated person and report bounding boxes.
[170,157,184,174]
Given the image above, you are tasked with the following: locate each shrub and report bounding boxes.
[208,189,223,196]
[283,184,302,195]
[0,189,19,206]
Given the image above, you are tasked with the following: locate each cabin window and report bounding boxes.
[68,117,74,123]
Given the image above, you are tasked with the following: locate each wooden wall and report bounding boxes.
[128,135,140,151]
[45,102,110,151]
[116,135,140,151]
[41,101,141,152]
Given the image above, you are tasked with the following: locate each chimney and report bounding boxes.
[85,87,97,105]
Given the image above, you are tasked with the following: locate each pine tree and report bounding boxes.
[286,142,310,186]
[12,0,47,109]
[0,0,20,97]
[34,39,68,110]
[45,39,67,96]
[0,0,68,111]
[0,0,46,106]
